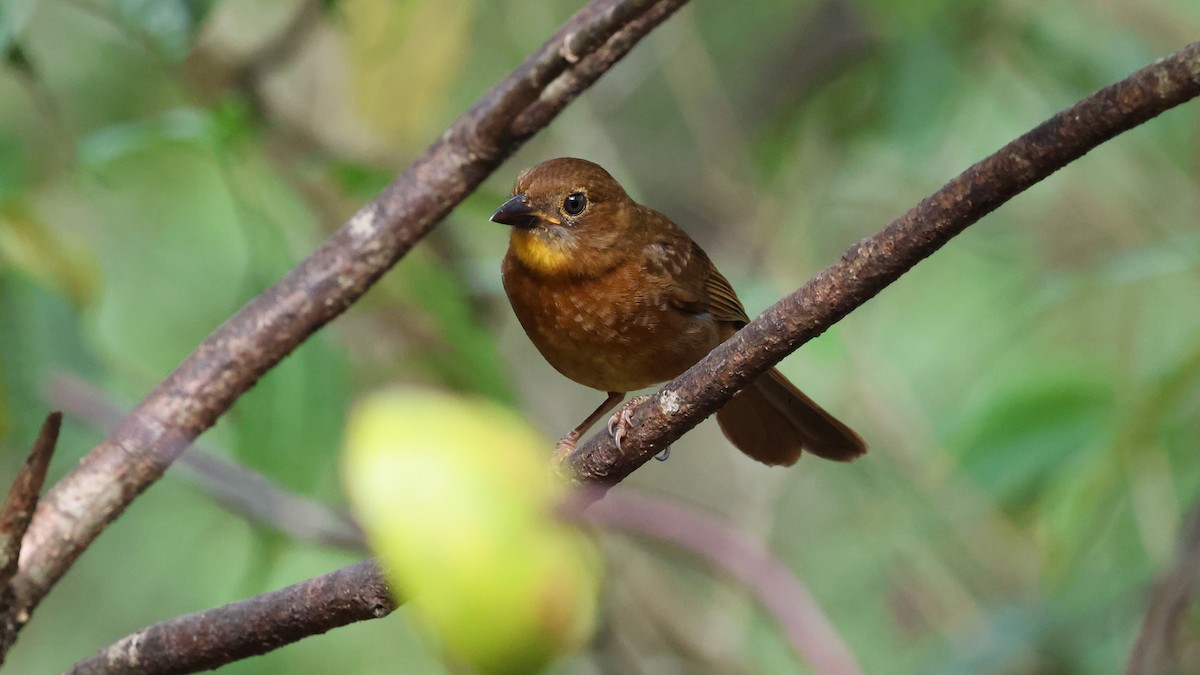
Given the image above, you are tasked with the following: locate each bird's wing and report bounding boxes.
[698,248,751,326]
[645,213,750,326]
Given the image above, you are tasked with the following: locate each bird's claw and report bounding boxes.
[607,395,650,454]
[654,446,672,462]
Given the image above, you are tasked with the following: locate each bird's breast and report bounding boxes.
[502,252,721,392]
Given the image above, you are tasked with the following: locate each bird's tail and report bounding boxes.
[715,367,867,466]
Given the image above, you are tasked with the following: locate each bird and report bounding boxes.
[490,157,866,466]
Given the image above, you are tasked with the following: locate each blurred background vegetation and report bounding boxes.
[1,0,1198,672]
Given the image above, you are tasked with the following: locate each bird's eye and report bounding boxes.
[562,192,587,216]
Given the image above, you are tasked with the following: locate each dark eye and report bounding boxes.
[562,192,587,216]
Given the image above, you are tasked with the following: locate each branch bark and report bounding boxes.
[57,40,1200,674]
[0,0,689,657]
[564,39,1200,488]
[65,560,393,675]
[0,413,60,590]
[1127,503,1200,675]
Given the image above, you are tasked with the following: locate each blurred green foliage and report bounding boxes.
[0,0,1198,673]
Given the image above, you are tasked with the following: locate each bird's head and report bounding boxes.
[491,157,635,276]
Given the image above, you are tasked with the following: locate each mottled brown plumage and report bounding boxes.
[491,157,866,466]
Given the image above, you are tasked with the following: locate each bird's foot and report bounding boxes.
[606,395,651,453]
[654,446,672,462]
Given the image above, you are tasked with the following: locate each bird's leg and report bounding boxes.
[553,392,625,464]
[606,395,653,454]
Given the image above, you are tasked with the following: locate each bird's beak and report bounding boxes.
[490,194,541,229]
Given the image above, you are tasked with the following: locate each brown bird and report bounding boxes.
[491,157,866,466]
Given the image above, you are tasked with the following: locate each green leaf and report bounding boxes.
[0,201,99,305]
[0,269,98,456]
[952,370,1114,514]
[395,250,515,404]
[78,107,216,169]
[3,40,31,75]
[0,138,26,203]
[114,0,214,62]
[83,141,250,376]
[0,0,40,55]
[229,335,349,494]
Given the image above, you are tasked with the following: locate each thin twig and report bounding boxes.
[1127,503,1200,675]
[565,40,1200,489]
[0,413,61,591]
[64,560,394,675]
[0,0,689,655]
[175,451,367,552]
[570,490,862,675]
[45,375,367,552]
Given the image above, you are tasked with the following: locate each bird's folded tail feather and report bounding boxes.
[715,367,867,466]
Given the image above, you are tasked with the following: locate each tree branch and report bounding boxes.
[0,413,61,590]
[564,39,1200,488]
[65,560,394,675]
[0,0,689,654]
[1126,502,1200,675]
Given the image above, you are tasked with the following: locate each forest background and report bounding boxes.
[1,0,1199,672]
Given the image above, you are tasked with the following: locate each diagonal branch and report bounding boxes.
[0,0,690,654]
[564,39,1200,488]
[0,413,61,591]
[1126,502,1200,675]
[65,560,393,675]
